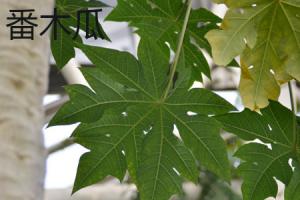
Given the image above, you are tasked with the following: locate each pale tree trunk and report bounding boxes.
[0,1,53,199]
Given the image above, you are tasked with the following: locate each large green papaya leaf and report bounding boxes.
[52,0,110,68]
[49,37,235,200]
[206,0,300,110]
[106,0,223,82]
[216,101,300,200]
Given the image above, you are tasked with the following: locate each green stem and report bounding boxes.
[162,0,193,101]
[288,82,297,150]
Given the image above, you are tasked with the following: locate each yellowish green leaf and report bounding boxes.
[206,0,300,109]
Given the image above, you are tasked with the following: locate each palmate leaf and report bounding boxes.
[49,36,235,200]
[206,0,300,110]
[215,101,300,200]
[52,0,110,68]
[106,0,222,82]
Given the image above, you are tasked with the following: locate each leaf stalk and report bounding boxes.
[162,0,193,100]
[288,82,298,151]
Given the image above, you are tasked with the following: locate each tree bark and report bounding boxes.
[0,1,53,199]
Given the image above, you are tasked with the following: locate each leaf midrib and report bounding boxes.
[248,150,291,200]
[219,1,274,60]
[84,70,126,100]
[76,107,154,188]
[221,123,291,149]
[60,100,152,122]
[163,106,224,174]
[149,108,164,200]
[82,46,155,100]
[252,2,279,108]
